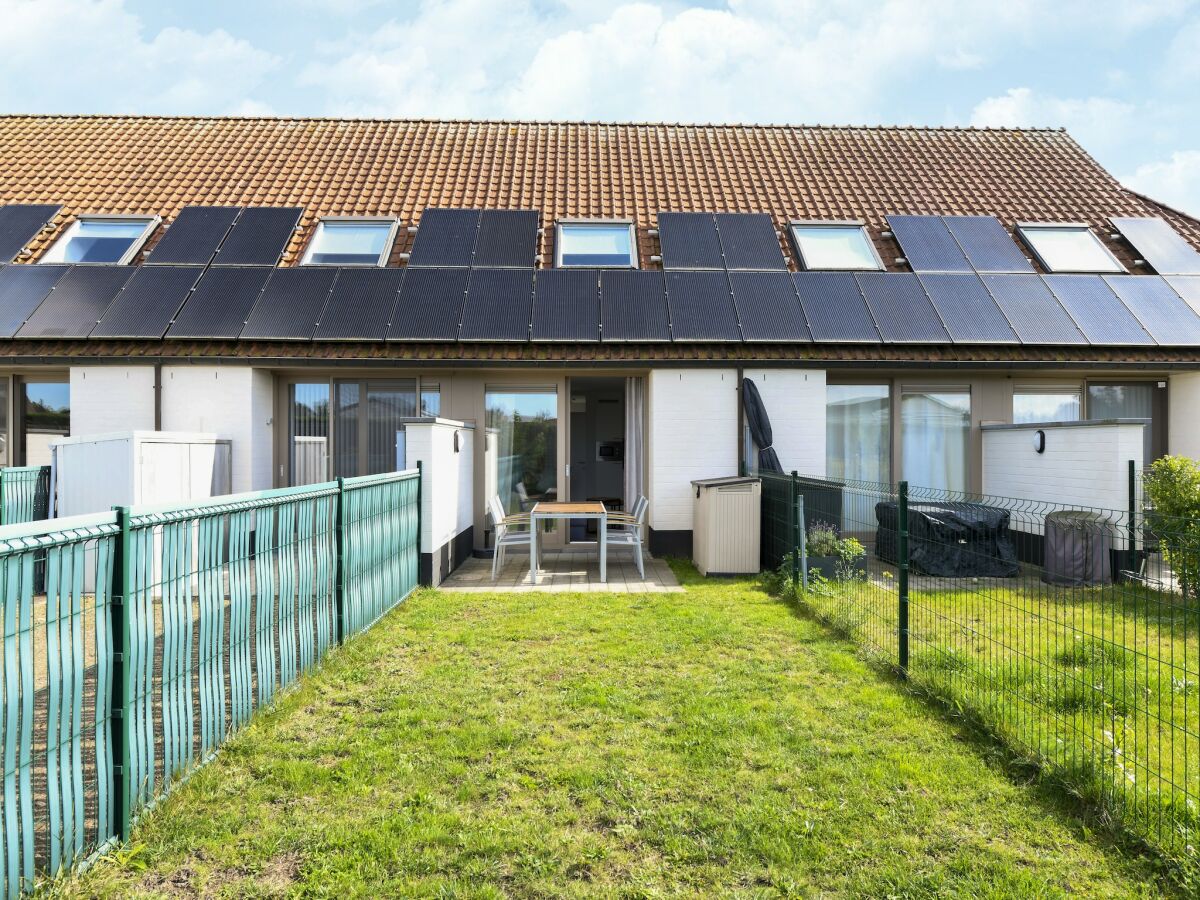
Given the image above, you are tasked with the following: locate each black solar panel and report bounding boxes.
[856,273,950,342]
[715,213,787,271]
[730,271,810,341]
[459,268,534,341]
[0,264,68,337]
[918,273,1017,343]
[0,205,60,263]
[793,272,881,342]
[887,215,971,272]
[407,208,479,267]
[145,206,241,265]
[1110,217,1200,275]
[473,209,540,268]
[16,265,135,338]
[388,267,469,341]
[1043,275,1153,346]
[942,216,1033,273]
[211,207,302,266]
[166,267,271,339]
[1104,275,1200,345]
[241,267,339,341]
[315,268,403,341]
[531,269,600,341]
[91,266,203,339]
[1166,275,1200,315]
[981,274,1086,344]
[599,270,669,342]
[657,212,724,269]
[665,270,740,341]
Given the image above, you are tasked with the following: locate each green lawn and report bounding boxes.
[782,570,1198,886]
[54,563,1181,898]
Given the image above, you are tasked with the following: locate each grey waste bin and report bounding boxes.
[1043,510,1113,586]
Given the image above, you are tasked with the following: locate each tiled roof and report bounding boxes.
[0,115,1195,270]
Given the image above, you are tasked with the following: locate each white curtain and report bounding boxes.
[624,376,645,511]
[901,391,971,492]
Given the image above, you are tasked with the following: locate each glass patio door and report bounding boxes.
[334,379,418,478]
[485,388,558,517]
[901,389,971,493]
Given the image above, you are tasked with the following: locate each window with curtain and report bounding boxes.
[1088,382,1159,462]
[826,384,890,483]
[1013,387,1081,424]
[0,377,8,467]
[486,388,557,516]
[901,390,971,492]
[289,382,330,485]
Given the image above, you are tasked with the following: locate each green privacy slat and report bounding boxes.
[1,471,421,894]
[228,511,252,731]
[0,468,51,528]
[254,510,277,708]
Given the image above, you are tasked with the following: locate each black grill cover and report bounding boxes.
[876,501,1019,577]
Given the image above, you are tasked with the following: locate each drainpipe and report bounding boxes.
[153,363,162,431]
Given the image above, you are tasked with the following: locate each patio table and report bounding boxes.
[529,501,607,585]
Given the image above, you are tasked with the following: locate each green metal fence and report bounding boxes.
[764,471,1198,875]
[0,468,421,896]
[0,469,51,527]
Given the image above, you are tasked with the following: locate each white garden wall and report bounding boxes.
[404,417,475,585]
[70,367,156,435]
[982,420,1146,514]
[647,369,738,533]
[160,366,274,493]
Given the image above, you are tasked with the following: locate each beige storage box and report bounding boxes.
[691,476,761,575]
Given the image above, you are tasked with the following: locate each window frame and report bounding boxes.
[38,214,160,266]
[554,219,638,269]
[300,216,400,268]
[1015,222,1126,274]
[788,220,884,271]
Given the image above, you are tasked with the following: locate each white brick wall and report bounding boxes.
[404,419,474,556]
[743,368,826,476]
[160,366,274,493]
[982,422,1145,515]
[647,369,738,532]
[70,367,156,436]
[1169,372,1200,460]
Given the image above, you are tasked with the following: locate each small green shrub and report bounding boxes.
[1142,455,1200,600]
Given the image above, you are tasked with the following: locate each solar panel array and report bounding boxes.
[1110,217,1200,275]
[889,215,1033,273]
[2,202,1200,348]
[0,205,61,263]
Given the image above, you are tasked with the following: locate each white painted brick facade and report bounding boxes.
[69,367,156,436]
[647,369,738,532]
[404,418,474,568]
[743,368,826,476]
[1169,373,1200,460]
[982,422,1145,514]
[160,366,274,493]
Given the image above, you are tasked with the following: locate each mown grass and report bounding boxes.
[53,563,1181,897]
[783,569,1198,889]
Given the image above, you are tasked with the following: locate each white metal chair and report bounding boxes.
[488,494,535,580]
[605,495,648,578]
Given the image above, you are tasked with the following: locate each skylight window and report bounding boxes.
[39,215,158,265]
[1016,223,1125,274]
[556,221,637,268]
[301,218,398,266]
[789,222,883,271]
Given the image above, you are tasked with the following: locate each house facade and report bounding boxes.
[2,115,1200,574]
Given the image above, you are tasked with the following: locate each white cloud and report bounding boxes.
[969,87,1137,157]
[1123,150,1200,218]
[0,0,278,114]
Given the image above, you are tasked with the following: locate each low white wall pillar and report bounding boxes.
[403,417,475,586]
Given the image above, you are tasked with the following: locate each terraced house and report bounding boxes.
[1,115,1199,580]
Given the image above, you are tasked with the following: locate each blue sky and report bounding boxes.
[3,0,1199,215]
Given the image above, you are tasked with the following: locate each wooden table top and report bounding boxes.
[531,501,608,516]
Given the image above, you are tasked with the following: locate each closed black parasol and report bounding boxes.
[741,377,783,473]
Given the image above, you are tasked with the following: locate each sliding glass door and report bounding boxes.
[289,383,330,486]
[901,390,971,492]
[486,388,558,516]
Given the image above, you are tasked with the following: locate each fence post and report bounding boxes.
[109,505,133,841]
[1127,458,1138,571]
[790,471,801,589]
[334,477,346,645]
[897,481,910,678]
